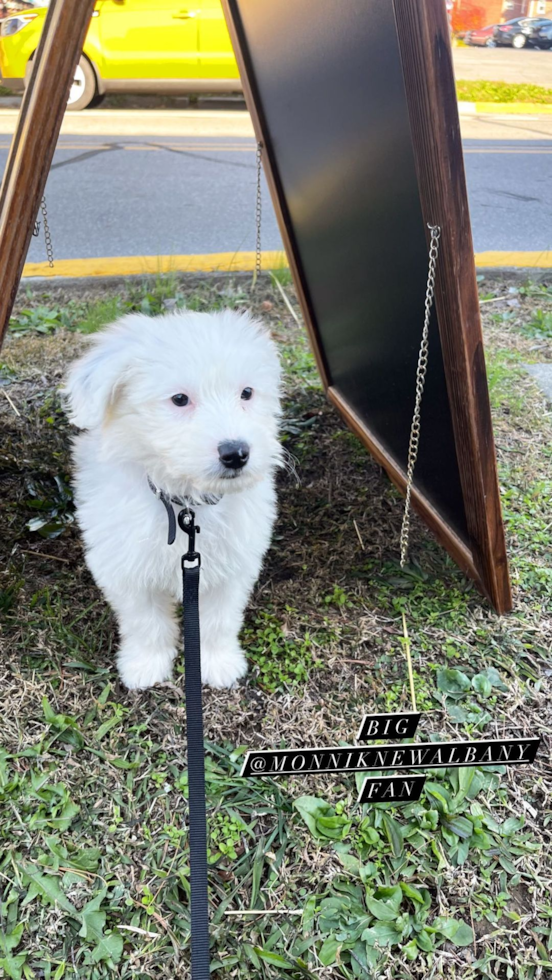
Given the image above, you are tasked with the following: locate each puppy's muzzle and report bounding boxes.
[218,440,250,471]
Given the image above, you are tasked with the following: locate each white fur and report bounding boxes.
[64,310,282,690]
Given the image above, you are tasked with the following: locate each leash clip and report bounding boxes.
[178,508,201,568]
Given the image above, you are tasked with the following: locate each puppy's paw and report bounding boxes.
[201,643,248,689]
[117,643,176,690]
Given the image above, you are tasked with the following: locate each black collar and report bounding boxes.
[148,477,220,545]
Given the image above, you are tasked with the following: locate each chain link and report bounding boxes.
[40,195,54,269]
[252,141,263,289]
[399,223,441,568]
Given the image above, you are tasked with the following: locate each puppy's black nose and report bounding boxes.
[218,440,250,470]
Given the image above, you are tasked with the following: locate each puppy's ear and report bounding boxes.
[63,319,136,430]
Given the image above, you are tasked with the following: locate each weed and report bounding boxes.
[292,761,531,972]
[323,586,354,609]
[76,297,124,334]
[523,309,552,340]
[208,809,251,862]
[10,305,71,336]
[269,256,293,288]
[242,609,318,691]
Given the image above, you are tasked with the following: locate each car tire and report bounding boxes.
[485,38,496,47]
[66,56,97,111]
[512,33,527,49]
[88,92,106,109]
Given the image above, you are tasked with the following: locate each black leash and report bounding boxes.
[179,507,211,979]
[149,478,216,975]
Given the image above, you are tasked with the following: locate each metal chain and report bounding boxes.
[252,141,263,288]
[40,195,54,269]
[399,223,441,568]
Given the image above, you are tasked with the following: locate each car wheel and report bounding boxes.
[512,33,527,48]
[485,38,496,47]
[66,57,96,111]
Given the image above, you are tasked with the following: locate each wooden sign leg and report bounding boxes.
[393,0,512,613]
[0,0,96,350]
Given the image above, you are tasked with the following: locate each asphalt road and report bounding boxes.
[1,133,550,262]
[452,45,552,85]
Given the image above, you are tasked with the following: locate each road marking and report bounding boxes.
[464,147,552,154]
[123,143,253,152]
[0,142,256,151]
[4,148,551,158]
[4,140,552,156]
[20,250,552,279]
[22,252,288,278]
[2,142,551,154]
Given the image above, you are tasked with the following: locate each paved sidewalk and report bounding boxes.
[525,364,552,403]
[0,107,255,137]
[460,113,552,139]
[1,106,552,141]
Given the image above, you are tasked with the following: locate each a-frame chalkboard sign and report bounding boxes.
[0,0,511,614]
[220,0,512,614]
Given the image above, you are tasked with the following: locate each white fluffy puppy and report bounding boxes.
[64,310,282,690]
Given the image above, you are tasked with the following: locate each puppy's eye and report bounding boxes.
[171,393,189,407]
[241,387,253,401]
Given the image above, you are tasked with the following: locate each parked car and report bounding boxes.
[0,0,241,111]
[493,17,552,48]
[535,22,552,48]
[465,24,497,46]
[0,0,45,17]
[465,18,526,47]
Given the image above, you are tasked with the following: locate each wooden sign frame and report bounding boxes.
[0,0,511,613]
[220,0,512,613]
[0,0,96,349]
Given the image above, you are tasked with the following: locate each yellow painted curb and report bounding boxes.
[475,251,552,268]
[21,250,552,279]
[21,251,289,279]
[474,102,552,115]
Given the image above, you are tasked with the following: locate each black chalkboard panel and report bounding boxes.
[222,0,511,612]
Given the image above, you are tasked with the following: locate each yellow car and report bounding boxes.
[0,0,241,110]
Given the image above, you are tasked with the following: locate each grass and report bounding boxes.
[0,271,551,978]
[456,80,552,104]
